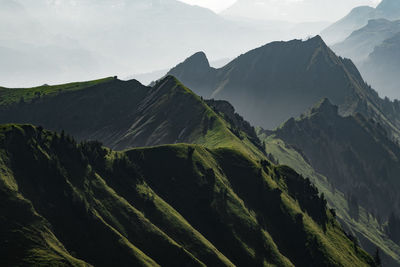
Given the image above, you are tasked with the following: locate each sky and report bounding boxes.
[0,0,385,87]
[179,0,381,20]
[178,0,237,12]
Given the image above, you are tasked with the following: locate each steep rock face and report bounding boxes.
[274,99,400,220]
[168,36,400,140]
[0,124,374,266]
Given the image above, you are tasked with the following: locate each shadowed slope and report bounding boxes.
[0,76,263,157]
[0,124,374,266]
[168,36,400,140]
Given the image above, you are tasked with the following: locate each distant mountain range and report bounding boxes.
[221,0,375,23]
[167,36,400,141]
[329,18,400,99]
[321,0,400,45]
[361,32,400,100]
[332,19,400,63]
[1,0,327,88]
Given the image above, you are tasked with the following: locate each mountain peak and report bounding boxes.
[308,98,339,117]
[308,35,325,44]
[182,51,210,68]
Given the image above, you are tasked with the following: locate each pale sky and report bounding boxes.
[178,0,237,12]
[179,0,381,18]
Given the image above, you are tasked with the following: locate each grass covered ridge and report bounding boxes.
[0,124,374,266]
[0,77,115,106]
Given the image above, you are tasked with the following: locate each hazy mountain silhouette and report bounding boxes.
[321,0,400,44]
[332,19,400,63]
[361,32,400,100]
[221,0,374,23]
[168,36,400,141]
[1,0,327,88]
[330,18,400,99]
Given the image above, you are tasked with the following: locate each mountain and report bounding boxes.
[321,6,376,45]
[332,19,400,63]
[329,18,400,99]
[2,0,327,88]
[167,36,400,140]
[360,32,400,100]
[321,0,400,45]
[258,118,400,266]
[375,0,400,19]
[127,58,232,86]
[0,76,265,157]
[0,123,375,266]
[221,0,375,23]
[258,99,400,265]
[274,98,400,219]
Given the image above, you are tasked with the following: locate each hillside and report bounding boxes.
[321,0,400,45]
[0,76,263,157]
[259,98,400,266]
[167,36,400,140]
[260,134,400,267]
[272,99,400,220]
[0,124,375,266]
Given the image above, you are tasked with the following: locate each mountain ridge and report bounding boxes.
[167,36,400,142]
[0,123,375,266]
[0,75,265,159]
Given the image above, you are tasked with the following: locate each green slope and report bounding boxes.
[258,99,400,266]
[0,77,115,106]
[0,124,374,266]
[0,76,263,159]
[260,135,400,267]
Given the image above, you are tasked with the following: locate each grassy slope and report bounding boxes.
[0,76,264,160]
[0,124,374,266]
[126,144,373,266]
[0,77,115,106]
[166,78,265,159]
[259,133,400,266]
